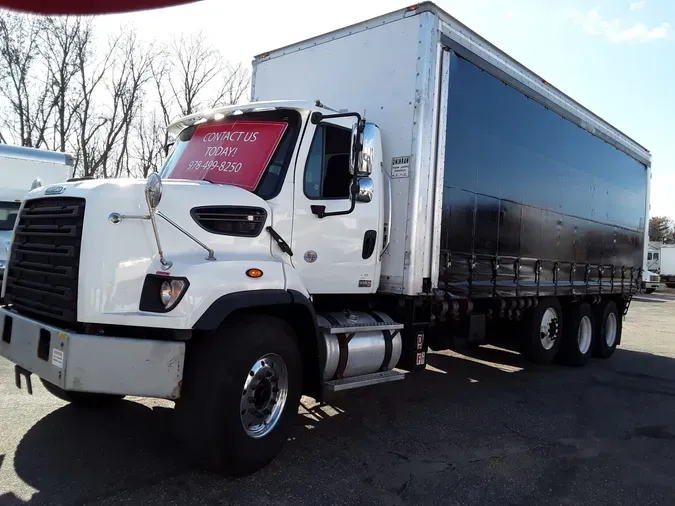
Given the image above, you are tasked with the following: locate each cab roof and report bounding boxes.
[167,100,322,135]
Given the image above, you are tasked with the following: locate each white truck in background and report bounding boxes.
[642,270,660,294]
[0,145,74,288]
[0,3,650,476]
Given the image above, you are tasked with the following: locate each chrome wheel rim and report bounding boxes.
[540,307,559,350]
[605,312,617,347]
[240,353,288,439]
[577,315,592,355]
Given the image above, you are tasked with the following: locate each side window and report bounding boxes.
[655,253,660,261]
[648,252,653,260]
[304,123,352,199]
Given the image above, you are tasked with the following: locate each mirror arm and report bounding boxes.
[310,111,361,125]
[311,178,359,219]
[145,190,172,270]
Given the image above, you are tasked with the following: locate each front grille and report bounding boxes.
[190,206,267,237]
[650,274,660,282]
[4,197,85,323]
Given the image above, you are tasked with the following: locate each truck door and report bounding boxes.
[291,116,382,294]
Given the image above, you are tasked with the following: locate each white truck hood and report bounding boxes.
[4,178,290,328]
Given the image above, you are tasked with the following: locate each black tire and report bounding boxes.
[40,378,124,407]
[174,315,302,476]
[558,302,594,367]
[522,297,563,364]
[593,300,621,359]
[644,288,656,294]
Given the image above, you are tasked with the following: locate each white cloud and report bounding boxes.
[630,1,646,11]
[567,7,670,43]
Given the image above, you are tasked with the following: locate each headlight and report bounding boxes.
[140,275,189,313]
[160,279,186,309]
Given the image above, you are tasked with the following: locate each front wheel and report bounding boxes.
[174,315,302,476]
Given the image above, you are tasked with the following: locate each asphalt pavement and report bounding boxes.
[2,294,675,505]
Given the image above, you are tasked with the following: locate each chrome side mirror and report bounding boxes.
[349,121,376,177]
[30,178,42,190]
[349,119,365,176]
[357,123,377,177]
[145,173,163,209]
[356,177,374,203]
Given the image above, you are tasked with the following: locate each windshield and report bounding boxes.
[160,109,301,200]
[0,202,20,231]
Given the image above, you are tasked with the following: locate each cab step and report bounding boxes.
[318,321,404,334]
[323,369,406,392]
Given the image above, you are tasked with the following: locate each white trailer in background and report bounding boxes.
[658,245,675,285]
[0,145,74,284]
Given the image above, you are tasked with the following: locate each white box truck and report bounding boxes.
[0,3,650,476]
[0,145,73,290]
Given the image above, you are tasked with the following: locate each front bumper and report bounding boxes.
[0,308,185,400]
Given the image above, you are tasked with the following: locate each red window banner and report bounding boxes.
[168,121,288,191]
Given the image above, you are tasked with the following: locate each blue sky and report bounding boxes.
[99,0,674,218]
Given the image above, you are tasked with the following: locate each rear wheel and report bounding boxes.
[644,288,656,294]
[593,300,621,359]
[522,297,562,364]
[40,379,124,407]
[174,315,303,476]
[558,302,594,367]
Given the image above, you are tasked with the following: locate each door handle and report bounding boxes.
[362,230,377,259]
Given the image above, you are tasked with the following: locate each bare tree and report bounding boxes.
[0,11,249,178]
[0,12,51,147]
[39,16,92,152]
[134,106,165,178]
[169,31,221,116]
[212,61,250,106]
[72,30,118,176]
[74,30,155,178]
[156,31,251,121]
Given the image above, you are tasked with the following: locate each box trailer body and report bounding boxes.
[0,145,74,284]
[658,245,675,281]
[252,2,650,298]
[0,2,652,477]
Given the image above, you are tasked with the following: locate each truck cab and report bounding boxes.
[160,102,387,296]
[0,101,399,475]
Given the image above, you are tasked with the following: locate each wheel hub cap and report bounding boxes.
[605,312,617,347]
[577,315,592,355]
[540,307,559,350]
[240,353,289,439]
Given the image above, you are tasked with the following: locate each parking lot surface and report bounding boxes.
[2,294,675,505]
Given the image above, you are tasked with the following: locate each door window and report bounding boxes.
[304,124,352,199]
